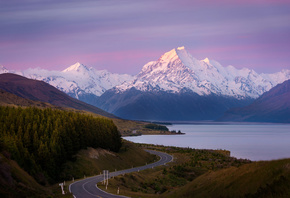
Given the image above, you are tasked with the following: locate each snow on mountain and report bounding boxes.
[0,65,9,74]
[0,47,289,101]
[117,47,290,99]
[0,62,134,98]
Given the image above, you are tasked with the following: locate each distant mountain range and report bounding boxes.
[116,47,289,99]
[0,73,116,118]
[219,79,290,123]
[0,62,133,106]
[96,47,290,121]
[1,46,289,121]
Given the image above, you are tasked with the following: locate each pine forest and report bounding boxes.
[0,106,122,184]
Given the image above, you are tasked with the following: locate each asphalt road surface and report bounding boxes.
[69,149,173,198]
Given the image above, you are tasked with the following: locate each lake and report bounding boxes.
[124,124,290,161]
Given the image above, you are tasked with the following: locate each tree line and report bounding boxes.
[0,106,122,184]
[144,123,169,131]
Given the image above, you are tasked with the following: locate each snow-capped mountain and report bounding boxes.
[0,62,133,100]
[95,46,290,121]
[117,46,290,99]
[1,47,289,121]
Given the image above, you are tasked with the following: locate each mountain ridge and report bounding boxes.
[219,79,290,123]
[1,47,289,121]
[0,73,116,118]
[1,47,289,101]
[116,47,290,99]
[0,63,134,100]
[95,47,290,121]
[97,87,254,121]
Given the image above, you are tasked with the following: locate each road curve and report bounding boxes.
[69,149,173,198]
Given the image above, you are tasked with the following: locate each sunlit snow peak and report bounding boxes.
[62,62,91,73]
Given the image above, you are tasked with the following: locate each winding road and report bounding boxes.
[69,149,173,198]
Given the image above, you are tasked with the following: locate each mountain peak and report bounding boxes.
[158,46,189,62]
[203,58,210,64]
[177,46,185,50]
[62,62,90,72]
[159,48,178,62]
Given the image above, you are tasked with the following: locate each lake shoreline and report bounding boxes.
[162,121,290,125]
[124,124,290,161]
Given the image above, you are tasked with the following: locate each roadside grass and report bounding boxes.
[98,166,168,198]
[97,144,250,198]
[55,143,290,198]
[59,139,157,181]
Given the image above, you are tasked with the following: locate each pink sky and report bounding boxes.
[0,0,290,74]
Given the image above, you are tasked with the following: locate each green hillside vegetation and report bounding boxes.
[0,106,121,184]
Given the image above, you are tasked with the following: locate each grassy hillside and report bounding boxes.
[0,88,54,108]
[166,158,290,198]
[60,140,156,180]
[0,153,51,198]
[98,144,290,198]
[98,145,250,198]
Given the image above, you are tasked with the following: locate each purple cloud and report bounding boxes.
[0,0,289,74]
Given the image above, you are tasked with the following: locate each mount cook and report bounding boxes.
[1,47,289,121]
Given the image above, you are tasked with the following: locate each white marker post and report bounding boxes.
[103,170,106,185]
[107,170,109,185]
[59,183,64,195]
[103,170,109,186]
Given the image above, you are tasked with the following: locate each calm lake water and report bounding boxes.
[124,124,290,161]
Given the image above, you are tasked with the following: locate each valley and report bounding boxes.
[2,1,290,197]
[0,74,289,197]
